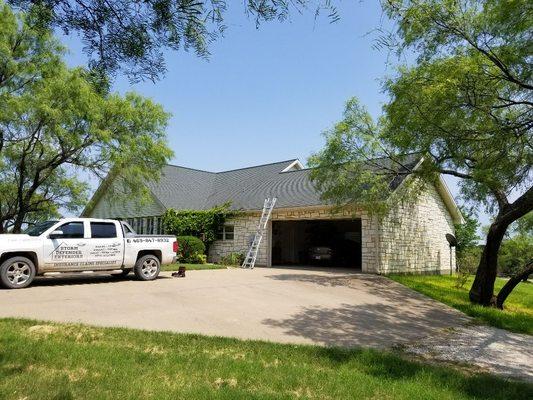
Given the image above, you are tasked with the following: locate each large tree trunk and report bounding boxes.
[12,211,26,233]
[469,186,533,306]
[469,218,509,305]
[496,261,533,309]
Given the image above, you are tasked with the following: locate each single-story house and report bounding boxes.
[82,156,463,274]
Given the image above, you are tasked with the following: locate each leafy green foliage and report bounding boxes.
[455,211,480,254]
[219,252,245,266]
[513,212,533,237]
[310,0,532,305]
[499,234,533,277]
[162,204,238,246]
[8,0,340,81]
[176,235,206,263]
[456,247,481,288]
[0,3,173,232]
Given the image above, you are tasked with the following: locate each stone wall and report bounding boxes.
[377,183,456,274]
[208,212,266,266]
[209,182,457,274]
[208,207,379,271]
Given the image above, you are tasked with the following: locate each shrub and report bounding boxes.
[188,253,207,264]
[177,236,205,263]
[455,247,481,288]
[220,252,244,266]
[498,235,533,277]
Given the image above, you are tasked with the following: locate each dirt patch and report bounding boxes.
[403,325,533,382]
[27,324,59,336]
[213,377,238,389]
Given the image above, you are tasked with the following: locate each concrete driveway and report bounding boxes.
[0,267,470,348]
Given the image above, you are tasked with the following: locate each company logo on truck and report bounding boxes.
[50,242,85,260]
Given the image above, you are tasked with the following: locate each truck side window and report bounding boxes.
[91,222,117,238]
[58,222,84,239]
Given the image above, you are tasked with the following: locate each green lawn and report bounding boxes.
[388,275,533,335]
[0,319,531,400]
[162,263,230,271]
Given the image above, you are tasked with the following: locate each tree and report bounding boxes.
[8,0,339,81]
[0,3,173,232]
[455,210,480,254]
[310,0,532,306]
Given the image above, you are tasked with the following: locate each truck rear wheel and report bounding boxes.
[0,256,36,289]
[134,255,160,281]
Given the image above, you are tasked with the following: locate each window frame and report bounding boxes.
[90,222,118,239]
[52,221,85,239]
[217,225,235,241]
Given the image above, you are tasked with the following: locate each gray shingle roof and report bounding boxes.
[145,155,421,212]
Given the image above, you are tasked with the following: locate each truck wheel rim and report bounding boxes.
[6,262,31,286]
[141,259,158,278]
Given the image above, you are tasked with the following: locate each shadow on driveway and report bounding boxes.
[262,301,464,348]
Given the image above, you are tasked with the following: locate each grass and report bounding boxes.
[162,263,230,272]
[388,275,533,335]
[0,319,531,400]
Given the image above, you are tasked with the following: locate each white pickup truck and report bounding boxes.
[0,218,177,289]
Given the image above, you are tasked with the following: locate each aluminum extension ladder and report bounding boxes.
[241,197,277,269]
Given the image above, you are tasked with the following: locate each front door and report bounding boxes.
[42,221,89,271]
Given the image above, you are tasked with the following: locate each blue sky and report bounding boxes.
[60,1,489,228]
[62,1,395,171]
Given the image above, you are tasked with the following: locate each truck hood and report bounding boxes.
[0,234,38,251]
[0,234,31,239]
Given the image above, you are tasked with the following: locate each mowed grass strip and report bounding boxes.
[0,319,531,400]
[161,263,229,271]
[388,275,533,335]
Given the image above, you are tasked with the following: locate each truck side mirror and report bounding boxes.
[49,230,64,239]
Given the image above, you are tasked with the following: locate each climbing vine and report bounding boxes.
[162,203,239,245]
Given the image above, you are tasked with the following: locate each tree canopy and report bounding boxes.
[310,0,532,306]
[0,3,173,232]
[8,0,340,81]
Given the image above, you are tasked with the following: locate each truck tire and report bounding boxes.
[134,255,160,281]
[0,256,36,289]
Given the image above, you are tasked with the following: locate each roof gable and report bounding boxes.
[84,155,462,222]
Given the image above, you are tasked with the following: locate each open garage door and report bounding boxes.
[271,220,362,269]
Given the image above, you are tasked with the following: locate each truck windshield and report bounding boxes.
[24,221,58,236]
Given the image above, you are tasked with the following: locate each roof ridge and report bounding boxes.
[215,159,299,174]
[165,159,299,174]
[165,164,215,174]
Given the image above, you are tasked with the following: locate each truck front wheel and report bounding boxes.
[0,256,36,289]
[134,255,160,281]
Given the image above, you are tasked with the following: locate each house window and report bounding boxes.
[147,217,154,234]
[217,225,234,241]
[156,217,162,234]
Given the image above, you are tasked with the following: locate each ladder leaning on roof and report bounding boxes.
[241,197,277,269]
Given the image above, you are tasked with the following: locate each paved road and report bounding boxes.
[0,267,470,348]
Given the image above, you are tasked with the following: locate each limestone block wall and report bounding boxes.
[377,183,456,274]
[208,184,456,273]
[208,206,379,271]
[208,212,267,265]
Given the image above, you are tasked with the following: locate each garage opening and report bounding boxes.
[271,220,362,269]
